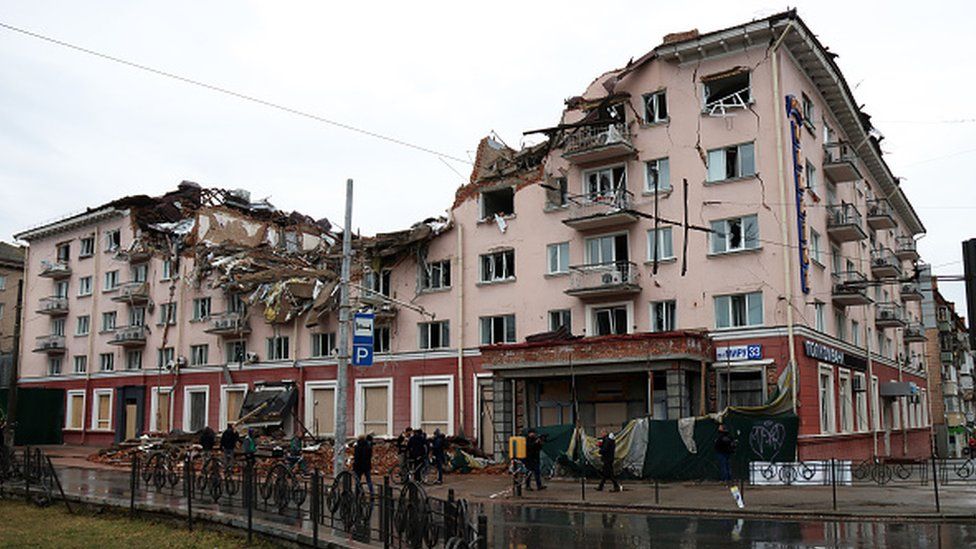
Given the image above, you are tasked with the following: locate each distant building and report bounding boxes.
[0,241,25,387]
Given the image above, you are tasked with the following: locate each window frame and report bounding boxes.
[125,349,142,370]
[219,383,248,429]
[586,301,633,336]
[150,386,173,433]
[649,300,677,333]
[91,388,114,431]
[838,369,854,433]
[266,336,290,361]
[420,259,452,291]
[644,157,671,193]
[76,315,90,336]
[190,344,209,366]
[192,297,212,321]
[548,309,571,332]
[706,142,756,182]
[479,314,516,345]
[78,276,93,297]
[354,377,393,437]
[479,249,516,283]
[647,227,675,261]
[418,320,450,350]
[818,365,836,434]
[642,89,668,123]
[546,242,570,275]
[710,215,760,254]
[582,164,627,201]
[99,352,114,372]
[410,375,455,436]
[73,355,87,374]
[304,380,338,437]
[714,291,763,329]
[79,236,95,258]
[65,390,86,430]
[182,385,210,433]
[310,332,337,358]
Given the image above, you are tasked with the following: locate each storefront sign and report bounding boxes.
[715,344,763,362]
[803,339,867,371]
[785,95,811,295]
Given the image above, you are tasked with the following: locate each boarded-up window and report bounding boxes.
[224,389,245,425]
[362,385,389,436]
[67,393,84,429]
[311,387,335,436]
[156,391,171,433]
[94,391,112,430]
[419,384,449,434]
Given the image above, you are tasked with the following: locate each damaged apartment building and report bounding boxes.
[15,10,934,461]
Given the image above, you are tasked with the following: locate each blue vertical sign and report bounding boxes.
[352,312,374,366]
[785,95,811,295]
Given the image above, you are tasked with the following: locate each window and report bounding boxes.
[547,243,570,274]
[717,370,765,408]
[311,332,337,358]
[819,367,836,434]
[183,386,209,432]
[838,370,853,433]
[80,236,95,258]
[0,274,6,290]
[650,300,677,332]
[192,297,211,321]
[220,385,247,427]
[805,160,818,196]
[647,228,674,260]
[159,303,176,326]
[162,259,175,280]
[854,373,868,432]
[480,315,516,344]
[52,318,65,337]
[190,344,209,366]
[545,177,569,208]
[157,347,175,368]
[126,350,142,370]
[584,166,626,201]
[131,263,148,283]
[100,352,114,372]
[892,398,902,430]
[228,293,246,314]
[56,242,70,262]
[150,388,172,432]
[374,326,391,353]
[419,321,450,350]
[801,93,814,125]
[92,389,113,430]
[702,69,751,112]
[356,378,392,437]
[643,90,668,123]
[66,390,85,429]
[73,355,87,374]
[871,376,881,431]
[710,215,759,253]
[480,250,515,282]
[412,376,454,435]
[266,336,290,360]
[76,315,90,336]
[365,269,392,298]
[707,143,755,182]
[714,292,763,329]
[921,389,929,426]
[810,230,822,265]
[592,305,628,336]
[55,280,69,298]
[645,158,671,193]
[585,234,628,264]
[548,309,571,332]
[49,357,62,376]
[129,306,146,327]
[226,341,246,364]
[101,312,117,332]
[480,187,514,219]
[421,260,451,290]
[851,320,861,347]
[78,276,93,296]
[105,229,121,252]
[305,381,336,436]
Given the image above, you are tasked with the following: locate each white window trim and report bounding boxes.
[581,163,628,198]
[304,380,338,437]
[646,227,675,261]
[871,374,881,432]
[715,364,769,409]
[182,385,210,432]
[150,386,173,433]
[354,377,393,437]
[584,301,634,337]
[854,372,868,433]
[91,388,114,432]
[838,369,853,434]
[818,365,836,434]
[410,375,455,436]
[473,373,492,447]
[219,384,248,429]
[546,242,570,275]
[644,157,671,193]
[65,389,86,430]
[648,300,677,333]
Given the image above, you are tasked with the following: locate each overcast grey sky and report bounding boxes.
[1,1,973,311]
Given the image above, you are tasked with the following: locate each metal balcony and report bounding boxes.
[866,198,897,230]
[562,189,638,231]
[903,323,927,343]
[900,281,923,302]
[870,247,902,279]
[826,203,867,242]
[875,302,906,329]
[895,236,919,261]
[111,281,150,304]
[565,261,640,299]
[204,311,251,336]
[39,260,71,279]
[561,123,635,164]
[831,271,872,307]
[37,296,68,316]
[109,325,148,347]
[33,334,66,354]
[822,142,862,183]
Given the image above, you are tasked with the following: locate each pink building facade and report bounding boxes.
[16,11,931,461]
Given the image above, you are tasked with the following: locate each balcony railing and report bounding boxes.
[866,198,897,230]
[37,296,69,316]
[109,325,148,347]
[112,281,150,303]
[895,236,919,261]
[831,271,872,306]
[876,302,906,329]
[903,323,927,343]
[870,247,902,279]
[205,311,251,336]
[563,188,638,230]
[39,260,71,279]
[565,261,640,299]
[561,123,635,164]
[900,281,923,302]
[33,334,66,354]
[822,142,862,182]
[826,203,866,242]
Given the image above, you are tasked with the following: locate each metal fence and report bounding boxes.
[0,445,71,510]
[132,450,488,548]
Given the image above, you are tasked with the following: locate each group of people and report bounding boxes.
[197,423,258,466]
[393,427,449,482]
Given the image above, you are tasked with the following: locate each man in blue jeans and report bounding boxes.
[714,424,736,483]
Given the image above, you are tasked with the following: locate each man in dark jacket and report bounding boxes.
[714,424,736,483]
[407,428,428,481]
[353,434,374,495]
[524,429,546,491]
[596,431,620,492]
[430,429,447,484]
[395,428,413,471]
[219,424,240,466]
[199,426,216,453]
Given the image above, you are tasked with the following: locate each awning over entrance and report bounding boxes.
[237,382,297,429]
[879,381,919,398]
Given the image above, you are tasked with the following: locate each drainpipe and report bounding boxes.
[770,22,799,422]
[867,325,877,457]
[455,223,465,435]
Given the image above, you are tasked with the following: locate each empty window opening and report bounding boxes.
[593,305,628,336]
[643,90,668,123]
[702,68,751,115]
[480,250,515,282]
[584,166,626,201]
[707,143,755,182]
[480,187,514,219]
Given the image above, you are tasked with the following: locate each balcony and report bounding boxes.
[822,142,862,183]
[942,351,956,364]
[39,260,71,279]
[37,296,69,316]
[831,271,872,307]
[900,281,923,302]
[111,281,151,304]
[561,123,635,164]
[117,239,152,263]
[826,203,866,242]
[895,236,919,262]
[944,380,960,397]
[938,319,953,333]
[903,323,927,343]
[875,302,906,329]
[33,334,66,354]
[204,311,251,336]
[565,261,640,300]
[866,198,897,230]
[870,247,902,279]
[109,325,148,347]
[562,189,639,231]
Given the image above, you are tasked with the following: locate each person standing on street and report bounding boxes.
[431,429,447,484]
[219,424,239,466]
[353,434,374,495]
[596,431,620,492]
[524,429,546,491]
[714,423,736,483]
[407,428,428,481]
[199,425,216,453]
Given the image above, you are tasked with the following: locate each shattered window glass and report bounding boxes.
[480,315,515,344]
[584,166,626,201]
[643,90,668,123]
[480,250,515,282]
[266,336,290,360]
[421,260,451,290]
[593,306,627,336]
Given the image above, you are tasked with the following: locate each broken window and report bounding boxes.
[545,177,569,209]
[126,350,142,370]
[190,344,209,366]
[158,302,176,325]
[157,347,175,368]
[162,259,175,280]
[707,143,755,182]
[56,242,70,263]
[702,68,751,115]
[105,229,121,252]
[801,93,815,126]
[419,320,450,350]
[421,259,451,290]
[480,249,515,282]
[311,332,336,358]
[186,389,208,432]
[228,293,247,314]
[266,336,290,360]
[717,371,765,408]
[101,312,116,332]
[366,269,392,297]
[593,305,628,336]
[714,292,763,329]
[131,263,148,283]
[805,160,818,195]
[643,90,668,123]
[710,215,759,254]
[645,158,670,193]
[49,357,62,376]
[373,326,391,353]
[649,300,676,332]
[548,309,571,332]
[480,314,516,345]
[584,166,626,201]
[226,340,247,363]
[80,237,95,258]
[480,187,515,220]
[585,234,628,265]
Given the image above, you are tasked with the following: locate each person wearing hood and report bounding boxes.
[430,428,447,484]
[596,430,620,492]
[407,428,429,481]
[353,434,374,495]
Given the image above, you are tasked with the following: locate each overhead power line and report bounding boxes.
[0,20,473,165]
